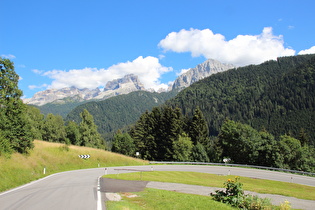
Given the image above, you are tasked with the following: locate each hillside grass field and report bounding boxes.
[0,140,147,192]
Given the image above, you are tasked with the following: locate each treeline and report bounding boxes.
[27,106,105,149]
[112,106,315,172]
[34,96,88,118]
[166,54,315,144]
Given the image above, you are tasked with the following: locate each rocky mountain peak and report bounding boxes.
[171,59,235,90]
[104,74,145,91]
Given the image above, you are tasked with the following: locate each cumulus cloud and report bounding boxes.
[159,27,295,66]
[298,46,315,55]
[39,56,172,91]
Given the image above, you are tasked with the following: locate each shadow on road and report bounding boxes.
[100,178,148,193]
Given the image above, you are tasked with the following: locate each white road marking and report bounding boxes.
[97,176,102,210]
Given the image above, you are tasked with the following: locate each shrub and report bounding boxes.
[211,177,273,209]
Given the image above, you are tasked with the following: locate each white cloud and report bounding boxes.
[298,46,315,55]
[158,27,295,66]
[32,69,44,74]
[41,56,172,91]
[1,54,16,59]
[28,84,48,90]
[176,68,190,76]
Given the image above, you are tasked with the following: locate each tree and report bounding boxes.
[79,109,104,149]
[277,135,303,170]
[112,130,135,156]
[191,142,209,162]
[188,107,209,146]
[65,121,81,145]
[298,128,309,146]
[0,57,33,154]
[41,113,67,143]
[218,120,257,164]
[172,133,193,161]
[218,119,279,166]
[130,110,157,160]
[26,106,44,140]
[158,106,185,160]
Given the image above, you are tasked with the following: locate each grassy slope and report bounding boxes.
[0,140,147,192]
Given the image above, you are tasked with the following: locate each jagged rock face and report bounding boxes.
[104,74,145,91]
[24,74,145,106]
[171,59,235,90]
[24,87,101,106]
[94,74,146,99]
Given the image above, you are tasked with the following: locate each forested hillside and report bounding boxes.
[166,54,315,144]
[66,90,178,139]
[33,96,88,118]
[111,54,315,172]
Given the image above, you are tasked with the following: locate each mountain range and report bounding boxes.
[24,59,235,106]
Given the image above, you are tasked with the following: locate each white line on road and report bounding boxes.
[97,176,102,210]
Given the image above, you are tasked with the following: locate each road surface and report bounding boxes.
[0,165,314,210]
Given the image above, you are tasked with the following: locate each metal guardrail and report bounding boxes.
[149,161,315,176]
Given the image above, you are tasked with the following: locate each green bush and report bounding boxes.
[211,177,273,209]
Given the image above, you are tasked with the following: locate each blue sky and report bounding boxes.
[1,0,315,98]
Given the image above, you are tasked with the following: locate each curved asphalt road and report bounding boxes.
[0,165,315,210]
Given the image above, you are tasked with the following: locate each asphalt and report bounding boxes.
[101,178,315,210]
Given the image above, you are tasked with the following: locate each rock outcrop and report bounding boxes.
[171,59,235,90]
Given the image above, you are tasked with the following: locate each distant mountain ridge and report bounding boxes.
[24,59,235,106]
[24,74,145,106]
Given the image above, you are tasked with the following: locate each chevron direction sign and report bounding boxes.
[78,155,90,159]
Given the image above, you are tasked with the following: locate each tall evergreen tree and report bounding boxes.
[130,110,157,160]
[188,107,209,146]
[79,109,104,149]
[158,106,184,160]
[0,57,33,154]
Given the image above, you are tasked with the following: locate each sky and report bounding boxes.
[1,0,315,98]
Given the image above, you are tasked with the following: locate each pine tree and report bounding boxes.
[188,107,209,146]
[79,109,104,149]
